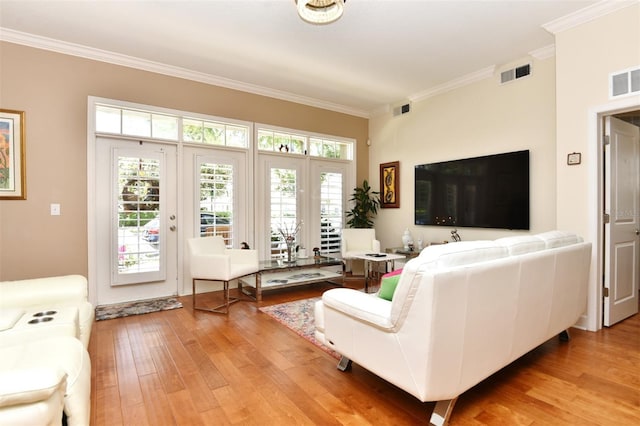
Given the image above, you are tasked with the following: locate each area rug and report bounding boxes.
[259,297,341,360]
[95,296,183,321]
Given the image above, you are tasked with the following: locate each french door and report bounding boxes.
[257,153,350,260]
[95,137,178,305]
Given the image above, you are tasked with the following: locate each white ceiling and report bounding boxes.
[0,0,620,117]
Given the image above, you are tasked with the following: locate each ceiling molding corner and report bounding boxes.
[542,0,639,34]
[529,44,556,60]
[0,27,370,119]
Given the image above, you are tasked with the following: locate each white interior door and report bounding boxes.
[604,116,640,326]
[95,138,178,305]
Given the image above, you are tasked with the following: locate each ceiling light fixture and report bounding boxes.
[296,0,345,25]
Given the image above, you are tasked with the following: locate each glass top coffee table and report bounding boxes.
[239,255,343,301]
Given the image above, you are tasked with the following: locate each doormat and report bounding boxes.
[95,296,183,321]
[259,297,340,360]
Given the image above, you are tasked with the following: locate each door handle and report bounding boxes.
[169,214,176,220]
[169,225,176,232]
[635,229,640,236]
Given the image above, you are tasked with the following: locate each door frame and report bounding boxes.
[587,95,640,331]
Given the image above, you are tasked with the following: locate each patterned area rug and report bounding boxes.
[95,296,183,321]
[259,297,340,359]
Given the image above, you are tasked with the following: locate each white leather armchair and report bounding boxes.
[340,228,381,274]
[187,236,259,314]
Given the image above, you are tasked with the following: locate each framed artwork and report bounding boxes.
[567,152,581,165]
[0,109,26,200]
[380,161,399,208]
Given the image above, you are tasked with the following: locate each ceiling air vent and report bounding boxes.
[500,64,531,84]
[610,67,640,98]
[392,102,411,117]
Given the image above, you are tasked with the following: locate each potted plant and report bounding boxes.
[346,179,381,228]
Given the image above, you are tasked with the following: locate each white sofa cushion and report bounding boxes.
[495,235,546,255]
[536,230,583,248]
[417,240,509,268]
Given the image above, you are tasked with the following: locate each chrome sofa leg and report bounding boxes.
[430,398,457,426]
[337,356,352,371]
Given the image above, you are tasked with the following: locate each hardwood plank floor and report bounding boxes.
[89,282,640,425]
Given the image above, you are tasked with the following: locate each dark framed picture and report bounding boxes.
[0,109,26,200]
[567,152,581,165]
[380,161,399,208]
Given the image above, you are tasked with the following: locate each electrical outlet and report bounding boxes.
[50,203,61,216]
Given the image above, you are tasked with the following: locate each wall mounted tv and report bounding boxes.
[414,150,530,230]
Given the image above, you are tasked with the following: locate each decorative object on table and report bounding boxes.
[417,238,424,250]
[451,229,461,242]
[277,221,303,263]
[402,228,413,251]
[0,109,26,200]
[380,161,400,208]
[241,241,251,249]
[346,179,380,228]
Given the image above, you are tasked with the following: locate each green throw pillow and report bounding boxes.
[378,274,401,301]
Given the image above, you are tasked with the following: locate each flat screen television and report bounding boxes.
[415,150,530,230]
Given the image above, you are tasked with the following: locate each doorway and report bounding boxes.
[601,109,640,327]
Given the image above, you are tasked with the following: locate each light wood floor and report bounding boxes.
[88,281,640,425]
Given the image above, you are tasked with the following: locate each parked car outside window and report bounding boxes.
[141,212,231,244]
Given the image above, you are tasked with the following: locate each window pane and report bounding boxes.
[117,156,161,275]
[270,167,297,259]
[258,131,274,151]
[309,138,323,157]
[152,114,178,140]
[183,119,203,142]
[96,105,121,133]
[203,121,225,145]
[200,162,233,246]
[289,135,305,154]
[122,110,151,137]
[226,125,248,148]
[320,172,343,254]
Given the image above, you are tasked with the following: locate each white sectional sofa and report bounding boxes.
[0,275,94,425]
[315,231,592,426]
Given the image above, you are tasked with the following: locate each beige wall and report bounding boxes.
[0,42,368,280]
[368,56,558,249]
[554,3,640,330]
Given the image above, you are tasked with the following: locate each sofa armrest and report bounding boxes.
[0,368,67,407]
[0,275,88,308]
[322,288,393,330]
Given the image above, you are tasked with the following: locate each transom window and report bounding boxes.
[257,128,353,160]
[95,104,250,148]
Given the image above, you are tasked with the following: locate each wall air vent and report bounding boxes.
[610,66,640,98]
[392,102,411,117]
[500,64,531,84]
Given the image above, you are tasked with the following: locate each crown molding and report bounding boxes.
[0,28,370,119]
[409,66,496,105]
[543,0,639,34]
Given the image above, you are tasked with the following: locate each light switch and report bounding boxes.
[50,203,61,216]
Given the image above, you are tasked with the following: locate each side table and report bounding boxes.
[352,253,405,293]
